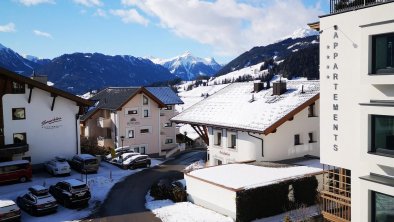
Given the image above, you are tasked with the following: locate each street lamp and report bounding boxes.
[120,136,125,165]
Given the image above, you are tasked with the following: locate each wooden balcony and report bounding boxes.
[330,0,394,14]
[321,165,351,222]
[0,143,29,156]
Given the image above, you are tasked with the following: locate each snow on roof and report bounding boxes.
[0,200,16,207]
[145,87,184,105]
[0,160,29,167]
[172,80,319,133]
[64,179,85,187]
[189,163,322,190]
[30,185,47,191]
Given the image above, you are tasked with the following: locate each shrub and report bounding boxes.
[150,179,187,203]
[292,176,318,206]
[236,181,291,222]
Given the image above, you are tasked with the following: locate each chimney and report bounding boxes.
[273,81,287,95]
[254,82,264,93]
[30,71,48,84]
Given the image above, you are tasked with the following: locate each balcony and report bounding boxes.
[97,117,111,128]
[97,137,113,147]
[321,165,351,222]
[330,0,393,14]
[0,143,29,156]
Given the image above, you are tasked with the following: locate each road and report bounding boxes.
[86,150,206,222]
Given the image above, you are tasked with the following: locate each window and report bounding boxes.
[144,110,149,117]
[164,122,172,127]
[228,133,237,148]
[371,115,394,156]
[216,159,222,165]
[140,128,150,134]
[164,105,172,110]
[12,82,25,94]
[140,146,146,154]
[127,129,134,138]
[143,95,149,105]
[127,109,138,115]
[134,147,140,153]
[371,191,394,222]
[308,103,316,117]
[214,131,222,146]
[13,133,27,144]
[294,134,301,145]
[12,108,25,120]
[165,138,173,144]
[106,129,112,138]
[372,33,394,74]
[308,132,316,143]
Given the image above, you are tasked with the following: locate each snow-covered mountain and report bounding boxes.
[149,52,222,80]
[0,43,40,73]
[283,27,319,40]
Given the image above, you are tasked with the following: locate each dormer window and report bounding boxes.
[143,95,149,105]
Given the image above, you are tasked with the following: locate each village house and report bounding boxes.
[172,79,320,166]
[317,1,394,221]
[0,67,92,165]
[80,87,183,156]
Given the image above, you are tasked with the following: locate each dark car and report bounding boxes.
[122,154,151,169]
[16,185,57,216]
[69,154,99,174]
[49,179,91,208]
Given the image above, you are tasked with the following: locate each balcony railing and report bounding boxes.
[321,165,351,222]
[0,143,29,156]
[330,0,393,14]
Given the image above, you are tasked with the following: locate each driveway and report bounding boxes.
[86,150,207,222]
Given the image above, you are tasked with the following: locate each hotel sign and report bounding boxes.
[327,30,340,151]
[42,117,63,129]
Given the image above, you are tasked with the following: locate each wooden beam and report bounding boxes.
[28,85,33,104]
[51,94,57,111]
[190,125,209,145]
[191,125,204,139]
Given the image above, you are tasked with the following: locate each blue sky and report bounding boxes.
[0,0,328,63]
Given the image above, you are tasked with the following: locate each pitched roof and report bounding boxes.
[171,80,319,134]
[0,66,92,107]
[145,87,184,105]
[81,86,183,121]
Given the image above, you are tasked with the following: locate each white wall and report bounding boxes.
[320,3,394,221]
[207,100,320,166]
[185,174,237,219]
[3,85,80,164]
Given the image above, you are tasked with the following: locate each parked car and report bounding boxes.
[0,160,32,184]
[49,179,91,208]
[69,154,99,173]
[111,152,140,164]
[44,156,71,176]
[0,200,21,221]
[105,146,133,160]
[16,185,57,216]
[122,154,151,169]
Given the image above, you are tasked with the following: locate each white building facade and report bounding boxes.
[319,1,394,221]
[172,81,320,166]
[0,67,92,165]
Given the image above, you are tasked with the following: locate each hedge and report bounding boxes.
[236,181,291,222]
[292,176,318,206]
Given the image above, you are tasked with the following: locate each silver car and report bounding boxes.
[44,156,71,176]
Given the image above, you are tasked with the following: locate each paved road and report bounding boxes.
[86,150,206,222]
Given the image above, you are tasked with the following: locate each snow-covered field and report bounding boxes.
[0,159,162,222]
[145,193,233,222]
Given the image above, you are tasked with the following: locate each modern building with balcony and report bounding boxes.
[172,80,320,166]
[80,86,183,156]
[0,67,92,164]
[317,1,394,221]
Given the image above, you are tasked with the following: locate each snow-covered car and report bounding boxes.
[44,156,71,176]
[122,154,151,169]
[105,146,133,160]
[49,179,91,208]
[16,185,58,216]
[69,154,99,174]
[0,200,21,221]
[111,152,140,164]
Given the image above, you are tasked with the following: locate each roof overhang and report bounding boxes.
[308,22,320,31]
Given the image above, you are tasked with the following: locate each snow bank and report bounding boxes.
[184,160,205,172]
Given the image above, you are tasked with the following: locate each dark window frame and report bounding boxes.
[12,108,26,120]
[371,32,394,75]
[228,133,237,149]
[308,132,316,143]
[140,128,150,134]
[308,103,317,117]
[370,114,394,157]
[128,129,134,138]
[164,105,172,110]
[142,95,149,105]
[143,109,149,117]
[371,190,394,222]
[127,109,138,115]
[13,132,27,144]
[12,82,25,94]
[294,134,302,145]
[214,131,222,146]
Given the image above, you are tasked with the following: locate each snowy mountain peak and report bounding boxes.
[0,43,7,50]
[148,52,222,80]
[285,27,319,40]
[24,55,40,62]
